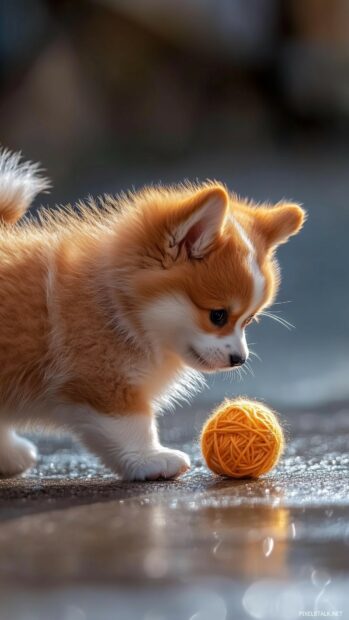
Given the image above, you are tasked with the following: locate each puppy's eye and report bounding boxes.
[210,309,228,327]
[243,315,255,328]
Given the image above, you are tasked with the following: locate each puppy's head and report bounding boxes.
[123,184,305,372]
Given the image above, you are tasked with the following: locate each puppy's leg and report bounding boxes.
[72,411,190,481]
[0,427,37,477]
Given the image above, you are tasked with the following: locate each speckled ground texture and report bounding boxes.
[0,404,349,620]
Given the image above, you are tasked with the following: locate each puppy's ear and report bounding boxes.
[254,202,306,249]
[168,186,228,259]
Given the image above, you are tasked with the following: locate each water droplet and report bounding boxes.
[311,568,331,588]
[263,537,274,557]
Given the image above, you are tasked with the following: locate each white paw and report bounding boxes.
[121,447,191,481]
[0,432,37,477]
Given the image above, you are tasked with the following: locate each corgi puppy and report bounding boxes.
[0,149,305,480]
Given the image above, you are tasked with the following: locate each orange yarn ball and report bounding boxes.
[201,399,284,478]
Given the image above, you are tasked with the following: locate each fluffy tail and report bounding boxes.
[0,148,50,225]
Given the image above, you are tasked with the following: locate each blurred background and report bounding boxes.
[0,0,348,410]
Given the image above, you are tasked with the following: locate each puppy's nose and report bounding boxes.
[229,354,246,367]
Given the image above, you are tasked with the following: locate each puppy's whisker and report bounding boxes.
[260,310,294,330]
[238,366,247,380]
[244,361,254,377]
[249,350,261,362]
[225,369,234,383]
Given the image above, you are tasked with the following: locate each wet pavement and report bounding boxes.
[0,404,349,619]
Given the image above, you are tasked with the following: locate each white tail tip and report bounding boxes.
[0,148,51,224]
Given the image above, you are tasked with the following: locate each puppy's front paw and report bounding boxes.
[122,447,191,481]
[0,432,37,477]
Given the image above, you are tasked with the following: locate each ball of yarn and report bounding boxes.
[201,398,284,478]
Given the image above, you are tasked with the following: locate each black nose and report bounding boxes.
[229,354,246,367]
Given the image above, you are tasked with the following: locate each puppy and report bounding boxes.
[0,149,305,480]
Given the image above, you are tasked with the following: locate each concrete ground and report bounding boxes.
[1,403,349,620]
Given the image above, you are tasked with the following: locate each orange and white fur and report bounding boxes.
[0,149,305,480]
